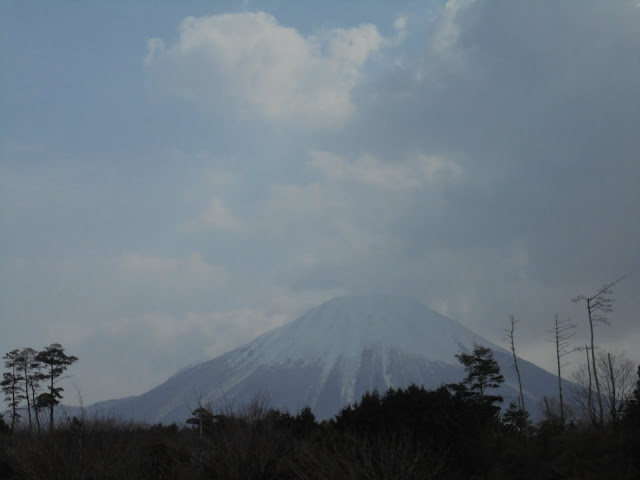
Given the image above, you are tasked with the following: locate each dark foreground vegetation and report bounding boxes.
[2,362,640,480]
[2,315,639,479]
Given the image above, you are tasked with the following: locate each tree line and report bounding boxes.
[1,343,77,433]
[1,340,639,478]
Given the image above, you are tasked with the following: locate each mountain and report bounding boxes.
[87,295,564,422]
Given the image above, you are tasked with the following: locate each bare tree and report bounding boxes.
[571,345,597,424]
[546,314,576,427]
[505,316,526,412]
[585,346,596,424]
[598,351,635,425]
[571,349,635,425]
[572,276,625,425]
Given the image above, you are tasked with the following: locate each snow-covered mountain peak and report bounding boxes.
[86,294,564,423]
[233,295,497,368]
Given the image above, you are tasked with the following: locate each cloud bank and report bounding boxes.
[145,12,383,128]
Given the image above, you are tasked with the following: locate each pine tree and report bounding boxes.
[1,349,26,431]
[187,407,215,438]
[455,343,504,407]
[502,401,531,434]
[17,347,39,432]
[28,358,46,434]
[35,343,78,431]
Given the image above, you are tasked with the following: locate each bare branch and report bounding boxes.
[572,275,625,425]
[591,275,626,301]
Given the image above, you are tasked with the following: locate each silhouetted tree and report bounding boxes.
[455,343,504,408]
[622,365,640,427]
[35,343,78,430]
[0,412,8,432]
[26,354,45,434]
[186,406,215,437]
[293,406,316,437]
[571,349,634,425]
[571,345,597,424]
[16,348,39,432]
[505,315,528,440]
[546,313,576,427]
[1,350,25,431]
[600,351,635,425]
[502,401,531,435]
[540,395,566,432]
[572,275,625,425]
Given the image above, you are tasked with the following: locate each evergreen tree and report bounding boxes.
[294,405,316,436]
[0,412,9,432]
[455,343,505,407]
[27,354,45,434]
[1,349,25,431]
[502,401,531,435]
[35,343,78,431]
[17,347,39,432]
[187,407,216,437]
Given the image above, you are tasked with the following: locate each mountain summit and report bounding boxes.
[88,295,562,422]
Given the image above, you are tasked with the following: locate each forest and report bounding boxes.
[1,341,639,479]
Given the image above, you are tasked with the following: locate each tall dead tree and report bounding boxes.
[607,353,617,423]
[505,315,528,438]
[505,315,526,413]
[572,276,625,425]
[546,314,576,427]
[584,345,596,424]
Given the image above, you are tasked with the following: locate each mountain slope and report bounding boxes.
[87,295,563,422]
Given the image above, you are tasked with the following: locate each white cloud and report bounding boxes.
[393,15,408,36]
[308,150,462,189]
[117,252,228,288]
[144,38,165,66]
[181,196,246,232]
[417,153,464,182]
[267,182,345,215]
[431,0,476,60]
[145,12,383,127]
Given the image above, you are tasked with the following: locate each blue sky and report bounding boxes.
[1,0,639,406]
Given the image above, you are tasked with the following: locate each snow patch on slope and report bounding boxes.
[238,295,501,370]
[85,295,559,423]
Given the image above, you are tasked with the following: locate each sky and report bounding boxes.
[1,0,639,407]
